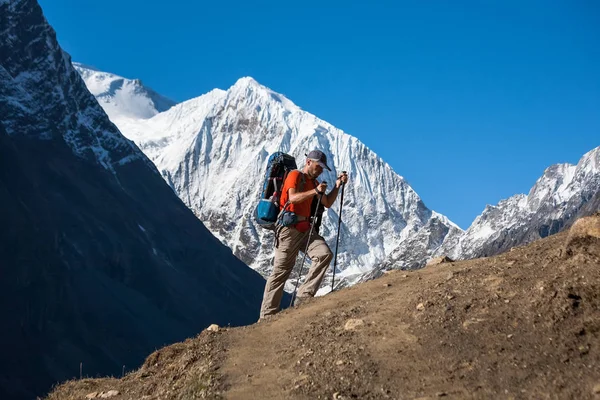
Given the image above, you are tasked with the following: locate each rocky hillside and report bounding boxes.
[48,214,600,400]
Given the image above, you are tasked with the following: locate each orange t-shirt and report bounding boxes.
[279,170,317,218]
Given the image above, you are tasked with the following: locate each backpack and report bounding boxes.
[254,152,298,230]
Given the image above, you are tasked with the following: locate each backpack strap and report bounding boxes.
[297,169,306,193]
[278,169,306,212]
[274,170,308,248]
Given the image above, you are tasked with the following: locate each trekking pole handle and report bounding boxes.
[337,171,348,186]
[315,181,328,195]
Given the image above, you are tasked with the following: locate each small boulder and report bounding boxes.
[99,391,120,399]
[206,324,220,332]
[344,319,364,330]
[85,393,99,399]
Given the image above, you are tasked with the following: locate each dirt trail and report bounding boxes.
[49,217,600,400]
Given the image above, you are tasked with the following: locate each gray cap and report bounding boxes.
[305,149,332,171]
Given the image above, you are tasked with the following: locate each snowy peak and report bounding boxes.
[576,146,600,176]
[527,147,599,213]
[526,163,576,211]
[225,76,302,114]
[73,62,176,120]
[232,76,261,89]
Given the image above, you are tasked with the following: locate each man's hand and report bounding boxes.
[315,181,328,195]
[336,171,349,188]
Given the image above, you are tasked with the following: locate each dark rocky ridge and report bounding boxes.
[0,1,265,399]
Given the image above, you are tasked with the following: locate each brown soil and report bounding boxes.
[48,223,600,400]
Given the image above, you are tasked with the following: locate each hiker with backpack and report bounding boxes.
[259,149,349,320]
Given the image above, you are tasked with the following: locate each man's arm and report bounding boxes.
[288,187,318,204]
[321,173,349,208]
[320,185,339,208]
[289,180,328,204]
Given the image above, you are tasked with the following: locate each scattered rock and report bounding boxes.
[384,283,392,287]
[416,303,425,311]
[593,383,600,394]
[445,272,455,281]
[99,391,120,399]
[333,392,342,399]
[427,256,454,266]
[335,360,345,366]
[344,319,364,330]
[86,393,99,399]
[206,324,220,332]
[462,318,486,328]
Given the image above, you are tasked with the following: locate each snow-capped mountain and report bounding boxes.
[0,2,265,399]
[373,146,600,273]
[440,147,600,259]
[73,62,176,121]
[75,66,461,288]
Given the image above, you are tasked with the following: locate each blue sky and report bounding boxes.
[39,0,599,229]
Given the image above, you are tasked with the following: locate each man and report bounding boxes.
[259,149,349,319]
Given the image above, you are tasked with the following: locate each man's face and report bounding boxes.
[307,159,324,179]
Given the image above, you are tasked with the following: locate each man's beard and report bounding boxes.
[307,170,321,180]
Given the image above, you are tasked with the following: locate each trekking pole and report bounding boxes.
[290,188,325,308]
[331,172,346,292]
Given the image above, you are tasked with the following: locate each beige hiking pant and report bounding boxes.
[260,226,333,318]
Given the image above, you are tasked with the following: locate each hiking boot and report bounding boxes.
[257,314,275,324]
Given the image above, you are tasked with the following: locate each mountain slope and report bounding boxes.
[0,1,265,399]
[75,67,462,289]
[48,215,600,399]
